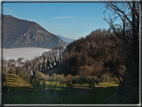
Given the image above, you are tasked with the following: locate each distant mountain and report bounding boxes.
[56,35,75,44]
[2,15,67,48]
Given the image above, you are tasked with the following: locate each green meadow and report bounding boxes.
[2,73,119,104]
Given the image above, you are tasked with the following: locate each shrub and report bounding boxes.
[78,75,86,86]
[49,73,58,82]
[49,73,66,82]
[2,67,7,83]
[56,74,66,83]
[86,76,95,87]
[35,71,49,80]
[99,75,108,83]
[72,75,80,83]
[66,74,72,82]
[17,68,30,83]
[87,76,100,87]
[92,76,100,85]
[71,76,78,86]
[29,77,41,90]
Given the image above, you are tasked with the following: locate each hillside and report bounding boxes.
[55,29,139,104]
[56,35,75,44]
[2,15,67,48]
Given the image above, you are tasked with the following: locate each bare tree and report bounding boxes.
[16,57,24,67]
[7,59,17,74]
[24,59,32,74]
[2,58,7,68]
[103,1,140,84]
[31,56,40,75]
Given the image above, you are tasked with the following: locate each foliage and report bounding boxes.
[99,75,108,83]
[78,75,86,86]
[35,71,49,81]
[49,73,66,82]
[71,75,80,86]
[29,77,41,90]
[86,76,100,87]
[58,29,125,84]
[8,67,16,74]
[17,67,30,83]
[2,67,7,83]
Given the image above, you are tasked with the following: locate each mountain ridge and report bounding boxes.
[2,14,67,49]
[56,35,75,44]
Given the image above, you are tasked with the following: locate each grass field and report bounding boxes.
[2,73,119,104]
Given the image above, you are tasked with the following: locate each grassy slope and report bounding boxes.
[2,74,119,104]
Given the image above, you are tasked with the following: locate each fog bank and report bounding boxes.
[2,47,51,61]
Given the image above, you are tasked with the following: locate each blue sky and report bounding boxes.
[2,2,110,39]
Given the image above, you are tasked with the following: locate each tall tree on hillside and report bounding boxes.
[103,1,140,83]
[31,56,40,75]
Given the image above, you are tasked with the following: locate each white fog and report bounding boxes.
[2,47,51,61]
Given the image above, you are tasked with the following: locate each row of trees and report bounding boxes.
[2,46,65,76]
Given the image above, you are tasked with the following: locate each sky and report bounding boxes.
[2,1,110,40]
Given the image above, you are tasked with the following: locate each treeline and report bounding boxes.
[57,29,126,84]
[2,46,65,76]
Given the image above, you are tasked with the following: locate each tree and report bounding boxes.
[7,59,17,74]
[24,59,32,74]
[2,58,7,68]
[16,57,24,67]
[103,1,140,104]
[31,56,40,75]
[103,1,140,84]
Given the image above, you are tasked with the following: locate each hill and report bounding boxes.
[56,35,75,44]
[2,15,67,48]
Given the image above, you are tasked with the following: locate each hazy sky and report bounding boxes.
[2,2,110,39]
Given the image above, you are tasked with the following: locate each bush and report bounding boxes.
[35,71,49,81]
[66,74,72,82]
[92,76,100,85]
[71,75,80,86]
[56,74,66,83]
[2,67,7,83]
[49,73,66,82]
[17,68,30,83]
[49,73,58,82]
[86,76,95,87]
[87,76,100,87]
[78,75,86,86]
[99,75,108,83]
[29,76,41,90]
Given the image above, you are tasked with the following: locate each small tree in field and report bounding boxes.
[87,76,100,87]
[87,76,94,87]
[78,75,86,87]
[29,77,41,90]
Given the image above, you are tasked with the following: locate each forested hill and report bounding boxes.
[58,29,125,80]
[57,28,139,104]
[2,15,67,48]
